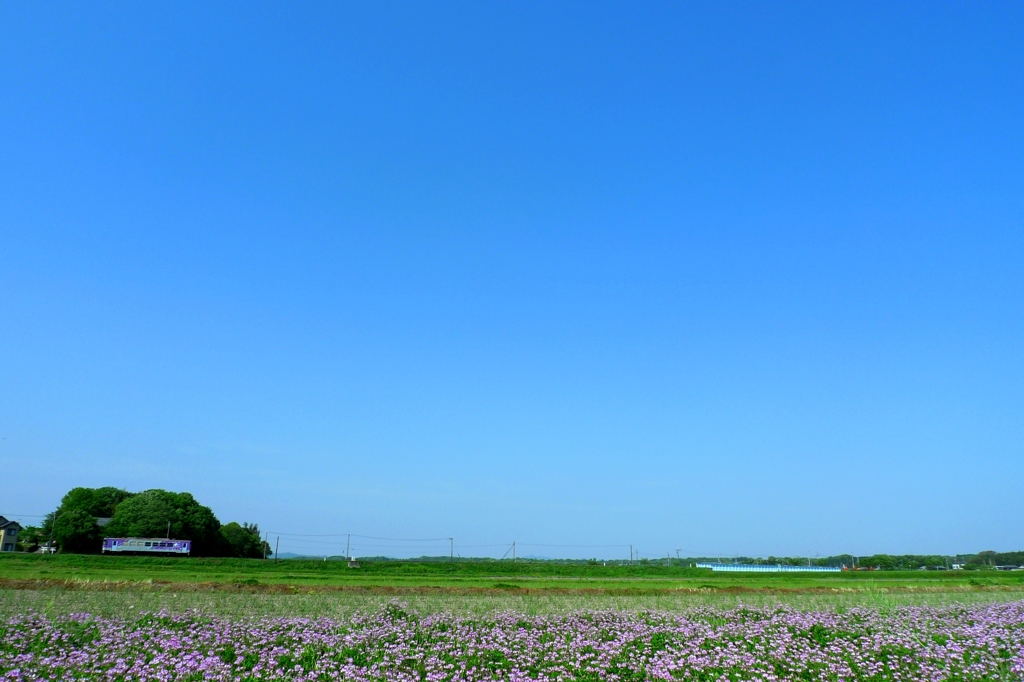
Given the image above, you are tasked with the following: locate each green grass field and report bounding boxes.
[6,584,1024,620]
[2,553,1022,596]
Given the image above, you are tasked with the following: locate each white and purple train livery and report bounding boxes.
[102,538,191,554]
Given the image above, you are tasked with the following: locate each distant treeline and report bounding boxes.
[294,553,1024,570]
[18,487,271,558]
[673,553,1024,570]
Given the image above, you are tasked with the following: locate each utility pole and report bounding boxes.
[47,511,60,555]
[275,536,280,564]
[166,521,171,539]
[346,534,351,560]
[264,532,269,560]
[449,537,453,561]
[512,541,516,563]
[629,545,633,566]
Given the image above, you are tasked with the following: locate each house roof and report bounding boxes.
[0,516,24,531]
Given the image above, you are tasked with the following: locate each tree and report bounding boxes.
[221,521,269,558]
[860,554,898,570]
[16,526,44,553]
[52,509,102,554]
[59,487,134,518]
[104,489,224,556]
[43,487,136,554]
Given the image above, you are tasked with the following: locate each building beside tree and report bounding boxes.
[0,517,23,552]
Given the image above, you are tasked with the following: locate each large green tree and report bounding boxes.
[104,489,224,556]
[220,522,269,558]
[52,509,102,554]
[46,486,135,553]
[58,487,134,518]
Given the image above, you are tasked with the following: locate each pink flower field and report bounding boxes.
[2,601,1023,681]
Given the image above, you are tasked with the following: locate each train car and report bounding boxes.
[102,538,191,555]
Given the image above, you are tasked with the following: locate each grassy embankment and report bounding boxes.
[6,552,1024,589]
[3,553,1022,592]
[2,553,1021,617]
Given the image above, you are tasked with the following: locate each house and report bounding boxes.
[0,517,23,552]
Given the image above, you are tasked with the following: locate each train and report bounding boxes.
[102,538,191,555]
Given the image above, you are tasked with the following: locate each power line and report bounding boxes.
[255,530,724,560]
[268,532,451,541]
[447,543,510,548]
[518,543,631,548]
[274,539,452,549]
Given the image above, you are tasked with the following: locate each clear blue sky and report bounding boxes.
[2,3,1022,559]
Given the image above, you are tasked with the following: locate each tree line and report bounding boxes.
[18,487,271,558]
[646,553,1024,570]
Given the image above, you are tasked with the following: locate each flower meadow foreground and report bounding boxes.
[2,601,1024,681]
